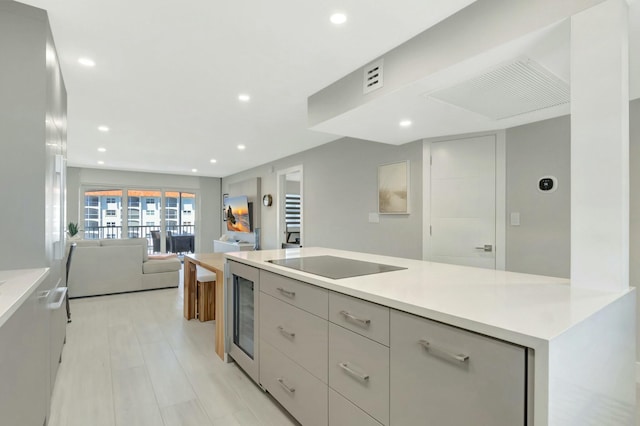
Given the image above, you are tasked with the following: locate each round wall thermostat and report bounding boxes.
[538,176,558,193]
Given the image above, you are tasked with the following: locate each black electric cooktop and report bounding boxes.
[267,255,406,280]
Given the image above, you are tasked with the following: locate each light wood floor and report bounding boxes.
[48,282,297,426]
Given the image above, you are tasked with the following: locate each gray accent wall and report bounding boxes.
[222,137,423,259]
[506,115,571,278]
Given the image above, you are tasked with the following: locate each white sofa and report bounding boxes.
[67,238,181,298]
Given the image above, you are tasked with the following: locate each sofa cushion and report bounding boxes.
[148,253,178,260]
[143,258,181,274]
[100,238,149,261]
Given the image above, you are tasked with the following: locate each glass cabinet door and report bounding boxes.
[233,275,255,359]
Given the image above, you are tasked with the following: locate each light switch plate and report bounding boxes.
[368,212,380,223]
[510,212,520,226]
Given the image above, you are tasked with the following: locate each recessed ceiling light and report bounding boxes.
[97,160,104,165]
[78,57,96,67]
[238,94,251,102]
[237,144,246,150]
[330,13,347,25]
[97,147,106,152]
[98,125,109,132]
[191,168,198,173]
[210,159,217,164]
[399,120,412,127]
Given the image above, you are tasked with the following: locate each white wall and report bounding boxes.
[222,137,424,259]
[629,99,640,360]
[67,167,221,253]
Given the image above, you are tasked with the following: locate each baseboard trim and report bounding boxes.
[636,362,640,383]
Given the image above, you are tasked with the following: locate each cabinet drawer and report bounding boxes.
[260,293,328,382]
[390,310,526,426]
[329,388,383,426]
[260,270,328,319]
[329,292,389,346]
[328,323,389,425]
[260,340,328,426]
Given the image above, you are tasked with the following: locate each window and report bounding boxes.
[83,189,123,239]
[82,188,196,246]
[128,196,140,208]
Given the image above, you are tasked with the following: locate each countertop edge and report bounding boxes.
[224,249,629,349]
[0,268,50,329]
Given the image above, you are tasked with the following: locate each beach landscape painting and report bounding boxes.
[378,161,409,214]
[225,195,251,233]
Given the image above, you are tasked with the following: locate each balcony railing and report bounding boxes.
[84,225,196,253]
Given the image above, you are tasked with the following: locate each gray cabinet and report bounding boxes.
[251,268,529,426]
[390,310,526,426]
[261,341,328,426]
[260,293,328,381]
[258,271,329,425]
[328,323,389,425]
[329,291,389,345]
[0,3,67,424]
[329,389,383,426]
[0,280,50,426]
[261,270,328,319]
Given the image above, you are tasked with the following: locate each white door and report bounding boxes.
[430,135,496,269]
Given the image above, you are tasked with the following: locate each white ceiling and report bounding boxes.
[19,0,476,177]
[310,4,640,145]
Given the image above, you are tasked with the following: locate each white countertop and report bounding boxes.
[0,268,50,328]
[225,247,631,349]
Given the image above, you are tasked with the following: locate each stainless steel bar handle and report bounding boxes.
[339,310,371,327]
[277,287,296,298]
[277,377,295,393]
[418,339,469,363]
[338,362,370,382]
[277,325,296,339]
[474,244,493,252]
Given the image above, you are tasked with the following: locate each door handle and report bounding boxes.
[474,244,493,252]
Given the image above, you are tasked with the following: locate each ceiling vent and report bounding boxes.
[363,59,384,94]
[425,58,569,120]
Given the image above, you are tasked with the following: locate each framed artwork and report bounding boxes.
[378,161,410,214]
[222,193,228,221]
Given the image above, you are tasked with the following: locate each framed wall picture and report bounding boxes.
[378,161,410,214]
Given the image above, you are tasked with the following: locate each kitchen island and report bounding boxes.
[225,247,635,426]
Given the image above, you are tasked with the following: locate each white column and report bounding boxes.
[571,0,629,291]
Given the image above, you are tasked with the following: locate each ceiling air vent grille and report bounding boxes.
[363,59,384,94]
[426,58,569,120]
